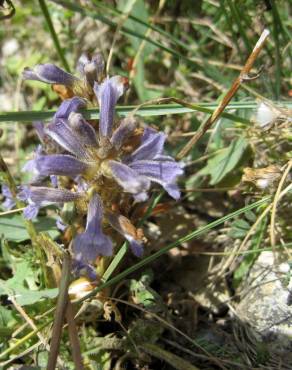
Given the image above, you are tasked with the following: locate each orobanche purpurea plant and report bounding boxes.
[2,52,183,279]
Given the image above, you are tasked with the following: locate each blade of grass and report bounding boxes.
[102,192,164,283]
[39,0,70,72]
[219,0,243,60]
[0,101,264,123]
[78,195,272,304]
[225,0,252,54]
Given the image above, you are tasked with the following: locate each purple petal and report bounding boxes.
[110,117,136,149]
[1,184,12,198]
[127,127,166,162]
[163,183,181,200]
[75,176,89,192]
[68,112,98,147]
[133,192,149,202]
[94,76,125,138]
[21,146,48,184]
[129,159,183,199]
[50,175,58,188]
[45,119,91,160]
[109,160,150,197]
[18,186,83,205]
[22,158,38,176]
[56,217,67,231]
[77,52,105,86]
[129,160,183,184]
[33,121,45,141]
[85,192,103,233]
[76,53,90,74]
[127,237,144,257]
[35,154,91,178]
[53,97,86,120]
[17,186,31,202]
[72,259,97,280]
[73,193,113,262]
[23,204,39,220]
[22,64,78,85]
[2,198,16,210]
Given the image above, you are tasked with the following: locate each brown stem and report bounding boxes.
[66,302,84,370]
[47,253,71,370]
[176,29,270,160]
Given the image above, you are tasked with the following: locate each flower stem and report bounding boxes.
[47,252,71,370]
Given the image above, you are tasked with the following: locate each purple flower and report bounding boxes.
[72,192,113,265]
[22,53,104,86]
[23,64,78,86]
[30,89,182,201]
[22,53,106,99]
[1,185,16,210]
[77,53,105,86]
[20,60,183,275]
[18,185,83,220]
[109,126,183,200]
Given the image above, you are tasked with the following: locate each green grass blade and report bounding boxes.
[102,192,164,283]
[0,104,250,124]
[78,195,272,304]
[1,101,291,123]
[39,0,70,72]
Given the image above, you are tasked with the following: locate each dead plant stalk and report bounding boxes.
[176,29,270,159]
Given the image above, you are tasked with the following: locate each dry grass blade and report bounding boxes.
[177,29,270,159]
[270,160,292,248]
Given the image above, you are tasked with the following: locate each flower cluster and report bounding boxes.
[2,54,183,278]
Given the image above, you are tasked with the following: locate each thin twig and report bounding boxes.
[176,29,270,159]
[270,161,292,248]
[47,252,71,370]
[0,207,25,216]
[217,181,292,279]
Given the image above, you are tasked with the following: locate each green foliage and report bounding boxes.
[0,306,17,337]
[0,214,60,242]
[200,137,249,185]
[128,318,163,345]
[0,260,58,306]
[129,270,164,311]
